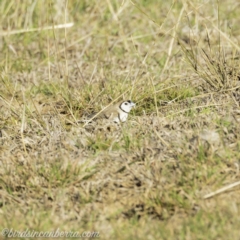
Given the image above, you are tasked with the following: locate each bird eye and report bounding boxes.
[124,102,128,105]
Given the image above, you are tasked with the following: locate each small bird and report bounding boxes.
[87,100,135,124]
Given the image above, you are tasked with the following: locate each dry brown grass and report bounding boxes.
[0,0,240,239]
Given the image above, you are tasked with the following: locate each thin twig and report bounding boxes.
[203,181,240,199]
[0,22,74,36]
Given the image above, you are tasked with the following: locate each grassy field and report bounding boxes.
[0,0,240,239]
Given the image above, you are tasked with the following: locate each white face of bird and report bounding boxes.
[120,100,135,113]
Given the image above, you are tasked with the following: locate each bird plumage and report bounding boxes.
[88,100,135,123]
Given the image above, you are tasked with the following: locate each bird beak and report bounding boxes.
[131,102,136,108]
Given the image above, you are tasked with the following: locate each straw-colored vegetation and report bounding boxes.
[0,0,240,239]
